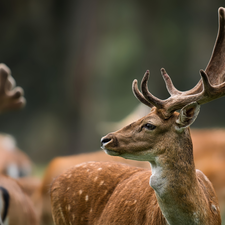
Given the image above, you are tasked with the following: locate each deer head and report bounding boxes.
[101,7,225,163]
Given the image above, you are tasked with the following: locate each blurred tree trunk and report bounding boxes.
[64,0,103,154]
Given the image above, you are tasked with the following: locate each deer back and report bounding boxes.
[51,161,221,225]
[50,161,165,225]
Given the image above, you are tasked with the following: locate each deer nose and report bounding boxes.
[101,137,112,147]
[101,134,114,148]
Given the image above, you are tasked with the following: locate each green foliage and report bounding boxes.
[0,0,224,163]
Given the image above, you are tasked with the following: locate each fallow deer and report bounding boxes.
[50,7,225,225]
[0,63,39,224]
[39,112,225,225]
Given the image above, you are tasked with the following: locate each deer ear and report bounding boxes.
[175,102,200,131]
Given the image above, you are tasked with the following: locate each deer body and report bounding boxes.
[51,108,221,225]
[51,162,163,225]
[38,129,225,225]
[50,7,225,225]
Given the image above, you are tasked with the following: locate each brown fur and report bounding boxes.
[33,128,225,225]
[0,175,39,225]
[15,176,41,197]
[0,133,33,178]
[50,107,221,225]
[50,7,225,223]
[51,162,166,225]
[51,162,220,225]
[34,151,150,225]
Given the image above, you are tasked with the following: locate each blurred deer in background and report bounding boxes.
[51,7,225,225]
[191,129,225,216]
[0,176,39,225]
[0,64,39,224]
[0,133,33,178]
[0,64,33,178]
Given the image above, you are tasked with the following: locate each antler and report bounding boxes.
[133,7,225,118]
[0,64,26,113]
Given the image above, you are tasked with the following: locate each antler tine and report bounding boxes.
[132,78,154,108]
[0,64,26,113]
[132,69,193,115]
[168,7,225,97]
[205,7,225,85]
[198,70,225,104]
[140,70,164,109]
[165,7,225,112]
[163,69,225,113]
[161,68,182,96]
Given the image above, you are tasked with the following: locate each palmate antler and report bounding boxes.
[133,7,225,118]
[0,64,26,113]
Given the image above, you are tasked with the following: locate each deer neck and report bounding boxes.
[149,133,202,225]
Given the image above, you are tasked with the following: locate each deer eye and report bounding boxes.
[143,123,156,130]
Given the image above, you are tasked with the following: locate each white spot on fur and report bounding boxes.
[133,200,137,204]
[59,206,66,224]
[52,213,56,224]
[94,176,98,182]
[90,208,93,213]
[85,195,89,201]
[98,167,102,171]
[193,212,200,224]
[67,204,71,211]
[211,204,217,212]
[67,174,72,179]
[79,190,83,195]
[66,187,70,191]
[99,180,104,186]
[72,214,75,221]
[104,190,108,195]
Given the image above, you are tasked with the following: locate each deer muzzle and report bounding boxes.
[100,134,120,156]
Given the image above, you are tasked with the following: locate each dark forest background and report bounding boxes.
[0,0,224,163]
